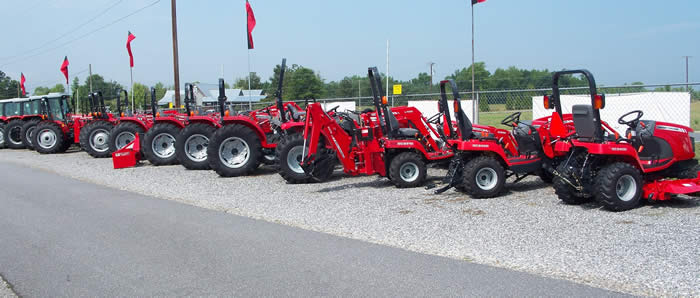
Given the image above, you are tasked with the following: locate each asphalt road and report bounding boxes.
[0,161,624,297]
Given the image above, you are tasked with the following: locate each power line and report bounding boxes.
[0,0,161,68]
[0,0,124,64]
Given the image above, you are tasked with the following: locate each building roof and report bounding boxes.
[159,84,266,105]
[157,90,186,105]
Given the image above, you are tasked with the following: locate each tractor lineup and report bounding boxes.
[3,66,699,212]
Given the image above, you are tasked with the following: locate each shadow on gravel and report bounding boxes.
[315,178,393,193]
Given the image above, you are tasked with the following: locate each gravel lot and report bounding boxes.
[1,148,699,296]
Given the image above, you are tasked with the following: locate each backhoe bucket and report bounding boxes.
[112,133,141,169]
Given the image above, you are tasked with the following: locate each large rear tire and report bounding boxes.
[20,119,40,150]
[34,122,70,154]
[0,123,6,149]
[461,155,505,197]
[595,162,642,212]
[208,124,261,177]
[176,123,216,170]
[79,121,114,158]
[389,152,427,188]
[143,123,181,166]
[108,122,145,153]
[5,119,25,149]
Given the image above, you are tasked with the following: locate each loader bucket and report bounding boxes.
[112,133,141,169]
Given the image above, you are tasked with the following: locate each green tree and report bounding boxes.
[234,72,263,90]
[0,71,21,99]
[287,67,324,100]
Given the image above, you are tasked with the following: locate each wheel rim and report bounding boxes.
[115,132,135,150]
[9,126,22,145]
[616,174,637,202]
[151,133,176,159]
[89,128,110,152]
[218,137,250,169]
[287,145,304,174]
[185,134,209,162]
[399,162,420,182]
[25,126,36,145]
[475,167,498,190]
[37,129,57,149]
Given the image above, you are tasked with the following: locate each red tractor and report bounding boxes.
[142,87,189,166]
[77,91,119,158]
[280,67,454,188]
[206,58,309,176]
[32,94,83,153]
[108,89,156,154]
[545,69,700,211]
[1,97,43,150]
[431,80,552,197]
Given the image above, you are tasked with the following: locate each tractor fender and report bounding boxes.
[280,121,304,133]
[186,117,221,128]
[154,118,186,129]
[222,116,273,148]
[118,118,151,132]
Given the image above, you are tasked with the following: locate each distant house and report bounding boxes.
[158,84,266,107]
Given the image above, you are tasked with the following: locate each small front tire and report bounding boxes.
[461,156,505,198]
[595,162,642,211]
[388,152,427,188]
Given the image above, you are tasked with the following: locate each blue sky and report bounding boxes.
[2,0,699,92]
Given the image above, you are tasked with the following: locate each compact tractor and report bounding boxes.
[77,91,118,158]
[545,69,700,211]
[141,88,188,166]
[32,94,80,153]
[279,67,454,188]
[1,97,43,150]
[108,89,155,154]
[207,58,309,176]
[430,80,552,197]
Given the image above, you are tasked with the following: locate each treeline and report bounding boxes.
[4,63,700,105]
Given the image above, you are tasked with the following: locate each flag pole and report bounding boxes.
[17,76,20,98]
[248,50,252,110]
[471,1,477,124]
[130,67,134,112]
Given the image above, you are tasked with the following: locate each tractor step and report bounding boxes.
[112,133,141,169]
[643,172,700,201]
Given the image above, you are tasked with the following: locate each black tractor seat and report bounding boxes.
[395,127,420,138]
[288,108,306,121]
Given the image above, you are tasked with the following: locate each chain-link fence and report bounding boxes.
[224,82,699,131]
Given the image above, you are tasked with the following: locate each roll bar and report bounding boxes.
[438,80,458,138]
[549,69,605,142]
[368,67,389,135]
[217,78,227,120]
[275,58,287,122]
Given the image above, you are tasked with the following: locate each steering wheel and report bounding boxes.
[427,112,443,124]
[327,105,340,114]
[618,110,643,127]
[501,112,521,127]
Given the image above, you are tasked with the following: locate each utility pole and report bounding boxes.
[683,56,692,92]
[170,0,181,108]
[89,64,93,93]
[429,62,436,87]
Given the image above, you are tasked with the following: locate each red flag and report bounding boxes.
[126,31,136,67]
[246,0,256,49]
[60,56,69,84]
[20,73,26,97]
[471,0,486,4]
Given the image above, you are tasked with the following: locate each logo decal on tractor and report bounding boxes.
[611,147,627,151]
[471,144,489,148]
[657,125,686,133]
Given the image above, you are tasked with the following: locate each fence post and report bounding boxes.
[474,91,480,124]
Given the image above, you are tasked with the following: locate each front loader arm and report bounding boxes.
[301,103,355,171]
